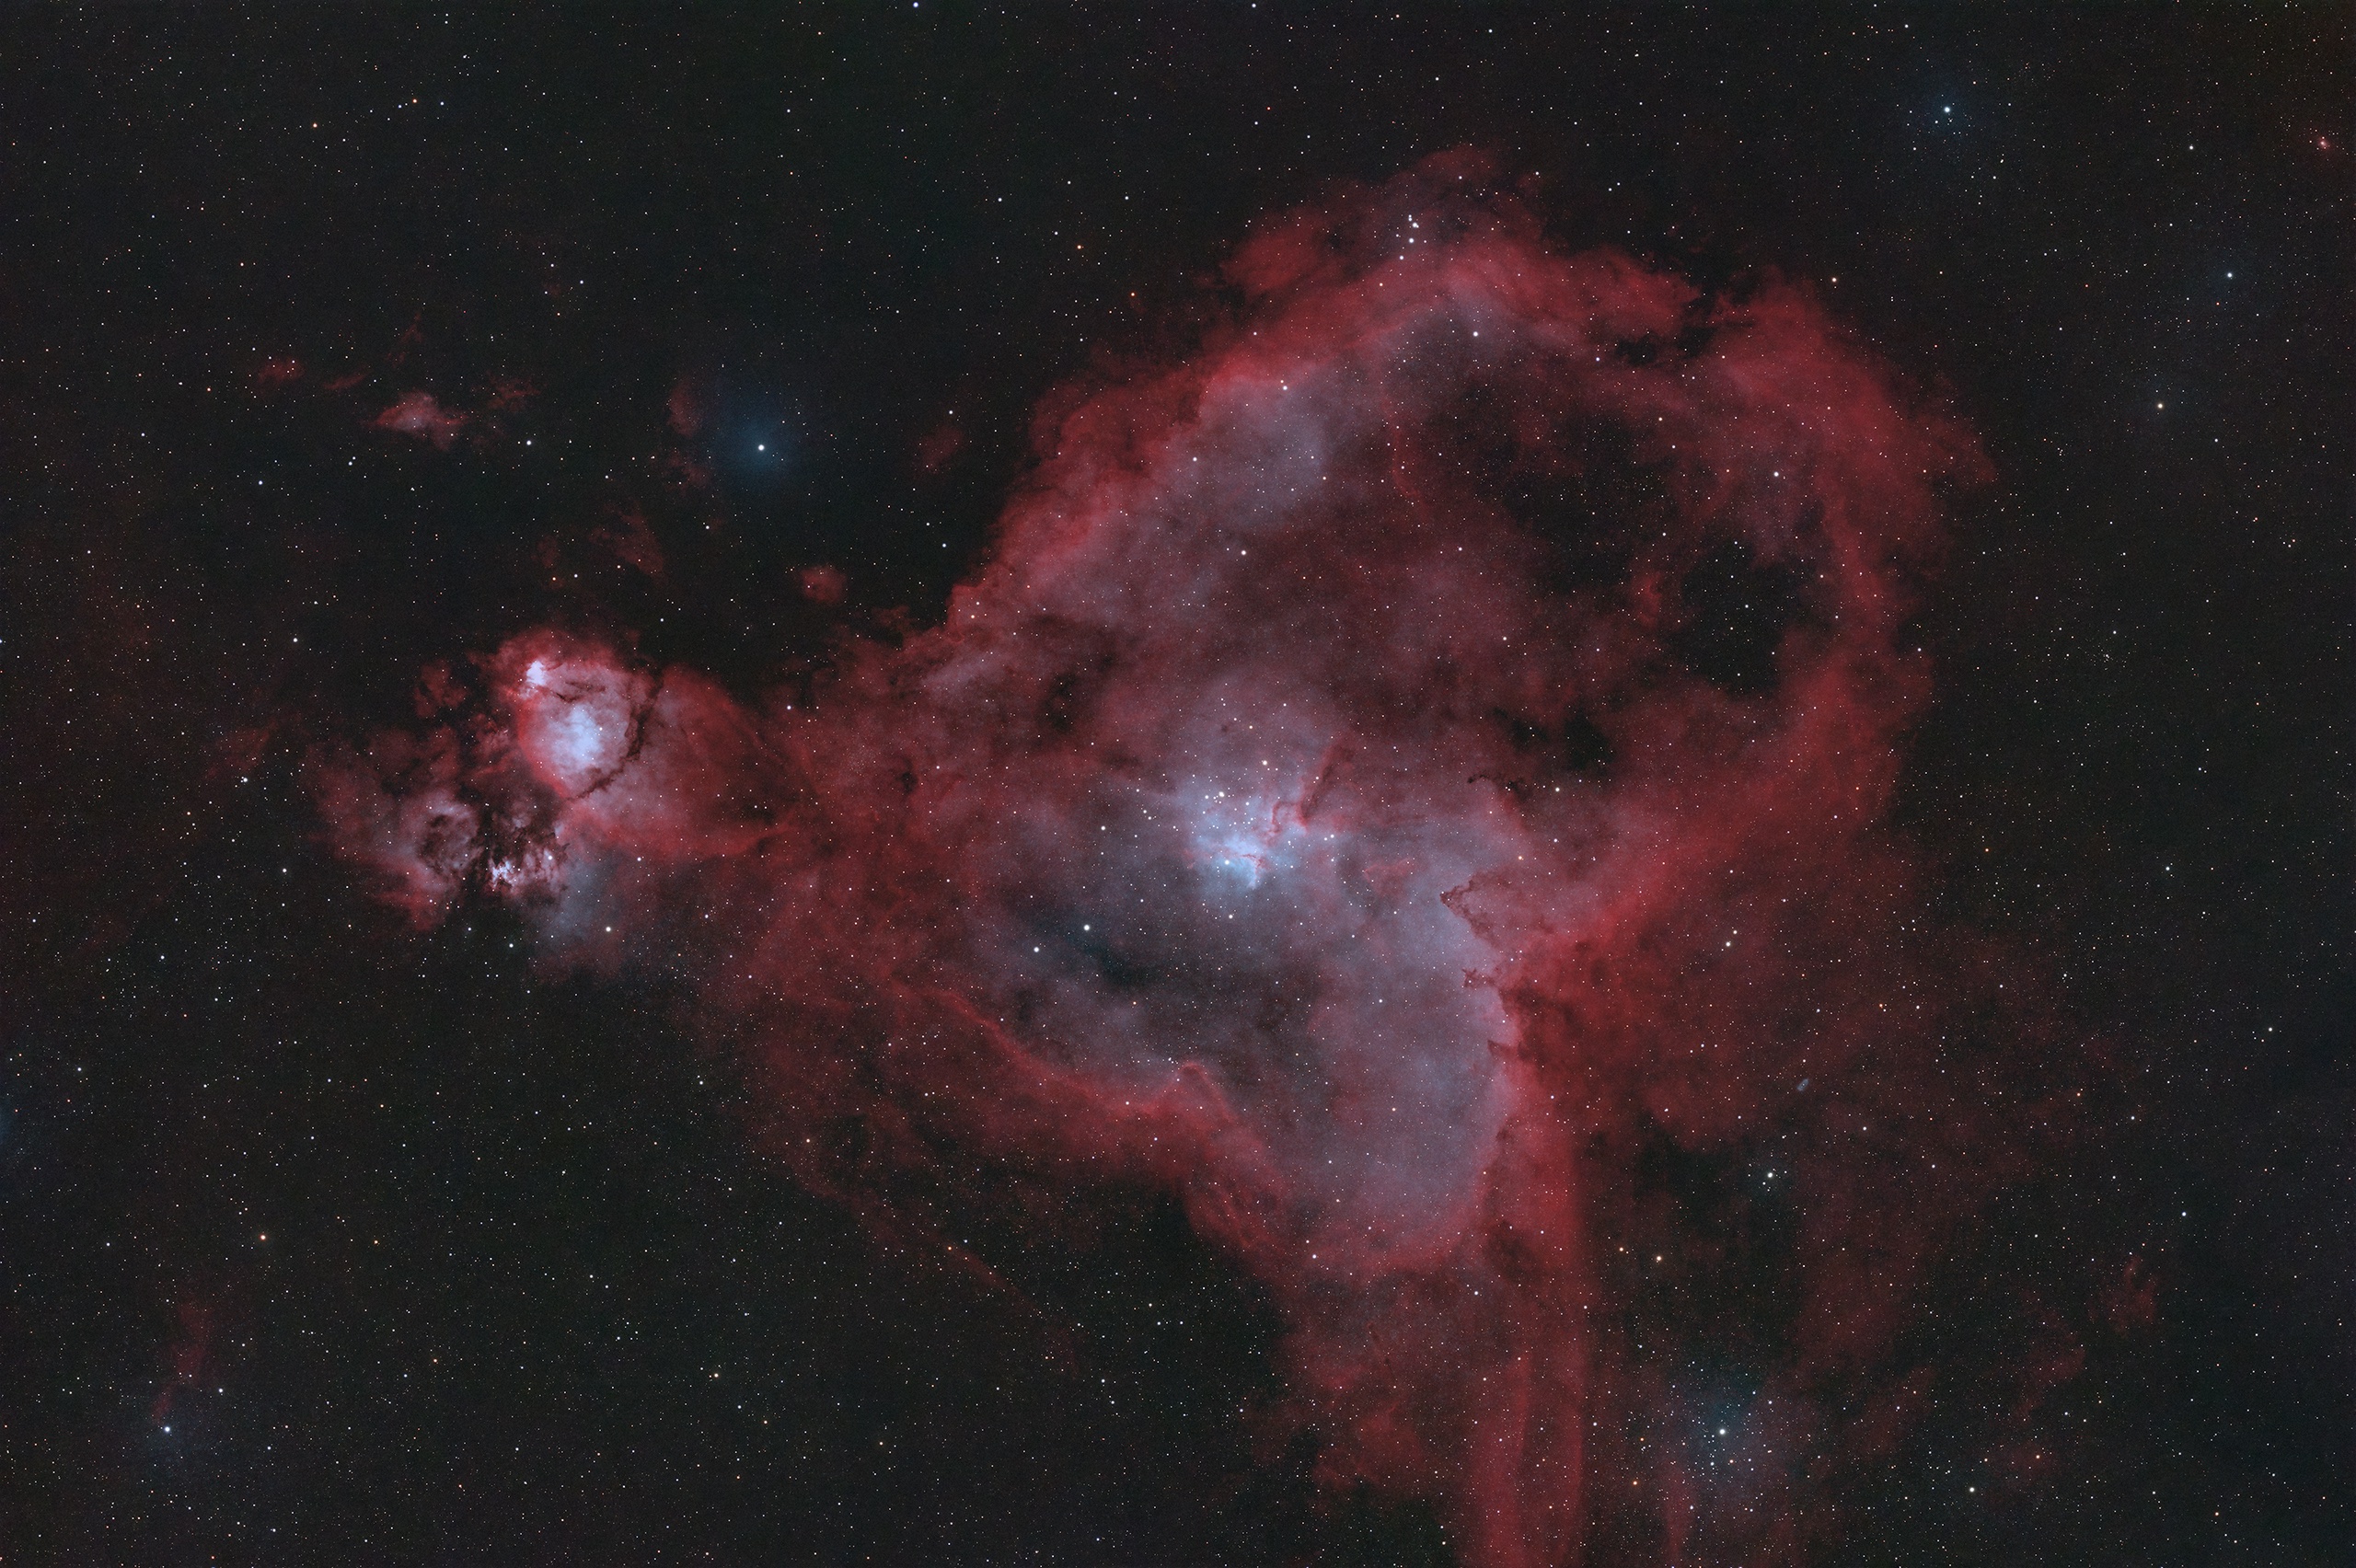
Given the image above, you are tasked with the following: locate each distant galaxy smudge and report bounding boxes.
[319,154,2070,1565]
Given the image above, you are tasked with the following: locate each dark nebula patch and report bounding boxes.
[1666,541,1814,697]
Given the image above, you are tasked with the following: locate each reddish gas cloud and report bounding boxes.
[373,390,470,449]
[318,155,2061,1564]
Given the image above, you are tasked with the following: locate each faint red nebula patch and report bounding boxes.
[254,357,305,391]
[373,391,469,450]
[667,376,710,438]
[592,508,668,578]
[797,563,847,604]
[414,660,468,719]
[914,413,967,476]
[486,375,538,410]
[316,153,2076,1564]
[2101,1253,2160,1332]
[148,1297,214,1426]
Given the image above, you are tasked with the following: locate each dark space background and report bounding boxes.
[0,8,2346,1564]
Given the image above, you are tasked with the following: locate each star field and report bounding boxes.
[0,10,2345,1566]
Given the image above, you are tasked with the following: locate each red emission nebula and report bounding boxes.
[321,157,2071,1564]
